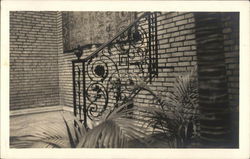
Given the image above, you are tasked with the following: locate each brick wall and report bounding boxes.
[222,13,239,109]
[151,12,197,90]
[123,12,197,111]
[57,12,198,110]
[222,12,239,146]
[10,11,60,110]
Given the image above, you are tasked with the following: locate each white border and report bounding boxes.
[1,1,250,159]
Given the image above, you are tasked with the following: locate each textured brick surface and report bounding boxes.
[57,12,198,108]
[10,11,59,110]
[222,13,239,146]
[153,12,197,93]
[222,13,239,109]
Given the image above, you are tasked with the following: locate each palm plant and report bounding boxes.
[130,67,199,147]
[77,101,149,148]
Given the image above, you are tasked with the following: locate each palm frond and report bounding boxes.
[11,112,86,148]
[77,102,148,148]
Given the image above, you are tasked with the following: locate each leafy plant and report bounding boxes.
[129,67,199,147]
[77,101,148,148]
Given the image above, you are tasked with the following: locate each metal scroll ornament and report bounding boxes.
[72,12,159,127]
[86,50,120,119]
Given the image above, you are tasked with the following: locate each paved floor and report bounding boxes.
[10,110,74,148]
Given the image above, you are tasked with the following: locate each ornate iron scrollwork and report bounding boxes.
[72,12,159,128]
[86,82,108,119]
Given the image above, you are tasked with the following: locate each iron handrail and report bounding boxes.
[72,12,151,63]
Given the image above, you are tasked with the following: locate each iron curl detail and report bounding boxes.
[86,82,108,119]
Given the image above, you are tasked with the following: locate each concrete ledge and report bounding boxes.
[62,106,73,112]
[10,105,73,116]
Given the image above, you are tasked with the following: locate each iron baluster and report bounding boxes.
[72,62,77,116]
[76,66,82,120]
[82,62,87,128]
[154,12,159,77]
[148,13,152,83]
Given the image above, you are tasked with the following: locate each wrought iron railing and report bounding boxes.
[72,12,159,128]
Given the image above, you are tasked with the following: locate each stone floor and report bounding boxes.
[10,110,74,148]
